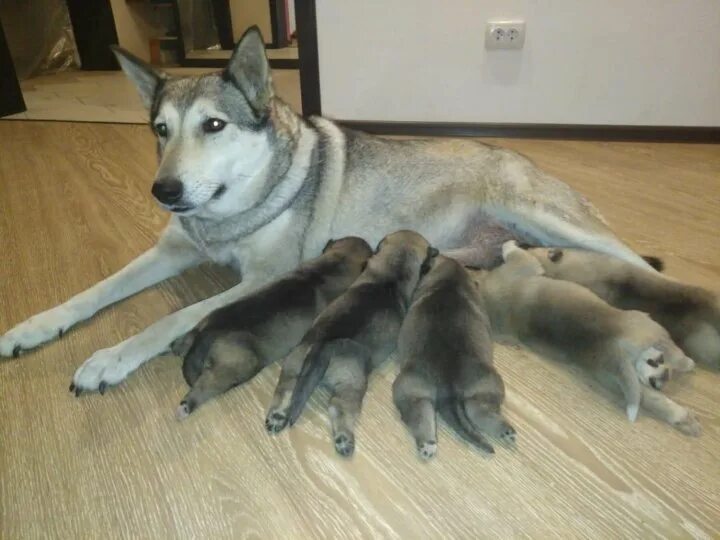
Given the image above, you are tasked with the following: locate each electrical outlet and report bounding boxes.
[485,20,526,50]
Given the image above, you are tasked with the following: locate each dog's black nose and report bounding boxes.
[152,178,184,204]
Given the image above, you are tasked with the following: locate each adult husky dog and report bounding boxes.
[0,28,651,393]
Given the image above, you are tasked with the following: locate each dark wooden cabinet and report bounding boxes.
[0,16,25,118]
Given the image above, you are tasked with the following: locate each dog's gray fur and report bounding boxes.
[393,255,515,459]
[171,236,371,418]
[0,27,655,395]
[524,247,720,369]
[470,241,700,436]
[266,231,434,456]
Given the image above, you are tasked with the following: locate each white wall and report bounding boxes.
[316,0,720,126]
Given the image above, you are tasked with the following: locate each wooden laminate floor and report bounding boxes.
[0,122,718,539]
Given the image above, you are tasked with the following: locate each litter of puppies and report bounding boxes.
[174,231,719,459]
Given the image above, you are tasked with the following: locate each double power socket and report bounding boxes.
[485,20,526,50]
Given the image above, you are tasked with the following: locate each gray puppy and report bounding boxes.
[265,230,437,457]
[393,255,515,460]
[524,246,720,369]
[171,237,372,418]
[470,241,699,436]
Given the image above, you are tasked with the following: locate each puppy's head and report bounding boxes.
[320,236,373,285]
[370,231,438,299]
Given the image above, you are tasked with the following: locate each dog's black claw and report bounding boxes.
[98,381,107,395]
[12,345,21,358]
[58,328,64,338]
[69,383,75,393]
[74,386,82,397]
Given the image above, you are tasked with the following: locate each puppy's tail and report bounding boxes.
[438,401,495,454]
[287,342,328,426]
[641,255,664,272]
[180,333,215,387]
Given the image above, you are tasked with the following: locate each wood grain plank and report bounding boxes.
[0,122,718,539]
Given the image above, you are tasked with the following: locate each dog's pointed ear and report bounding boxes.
[225,26,273,116]
[111,46,163,110]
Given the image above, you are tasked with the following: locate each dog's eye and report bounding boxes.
[154,123,168,138]
[203,118,227,133]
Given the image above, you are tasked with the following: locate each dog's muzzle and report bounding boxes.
[152,178,184,205]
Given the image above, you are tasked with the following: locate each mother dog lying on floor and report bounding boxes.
[0,27,659,393]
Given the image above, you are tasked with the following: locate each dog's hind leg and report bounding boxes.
[461,398,516,444]
[327,384,367,457]
[1,225,204,359]
[393,371,438,460]
[324,353,371,457]
[640,387,702,437]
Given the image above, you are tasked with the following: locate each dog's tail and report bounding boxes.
[287,342,328,426]
[437,400,495,454]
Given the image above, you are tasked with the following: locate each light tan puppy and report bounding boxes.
[394,255,515,459]
[470,241,699,436]
[266,230,437,457]
[523,246,720,370]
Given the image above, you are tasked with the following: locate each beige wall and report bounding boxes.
[109,0,165,62]
[317,0,720,126]
[229,0,272,44]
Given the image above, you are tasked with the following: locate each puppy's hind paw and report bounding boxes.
[417,441,438,461]
[674,411,702,437]
[500,423,517,444]
[334,433,355,457]
[265,411,289,434]
[175,401,193,420]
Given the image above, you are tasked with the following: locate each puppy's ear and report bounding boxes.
[111,46,164,110]
[322,239,336,253]
[225,26,273,118]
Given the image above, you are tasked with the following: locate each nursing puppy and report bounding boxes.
[472,241,699,436]
[265,230,437,457]
[171,237,372,418]
[393,255,515,460]
[524,246,720,369]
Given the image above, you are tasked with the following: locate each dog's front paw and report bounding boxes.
[0,306,81,357]
[70,344,135,395]
[501,240,520,261]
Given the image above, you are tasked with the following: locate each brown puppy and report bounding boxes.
[394,255,515,459]
[266,230,437,457]
[470,241,699,436]
[524,246,720,369]
[171,237,372,418]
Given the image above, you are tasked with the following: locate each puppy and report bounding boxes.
[524,246,720,369]
[171,237,372,418]
[265,230,438,457]
[393,255,515,460]
[470,241,700,436]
